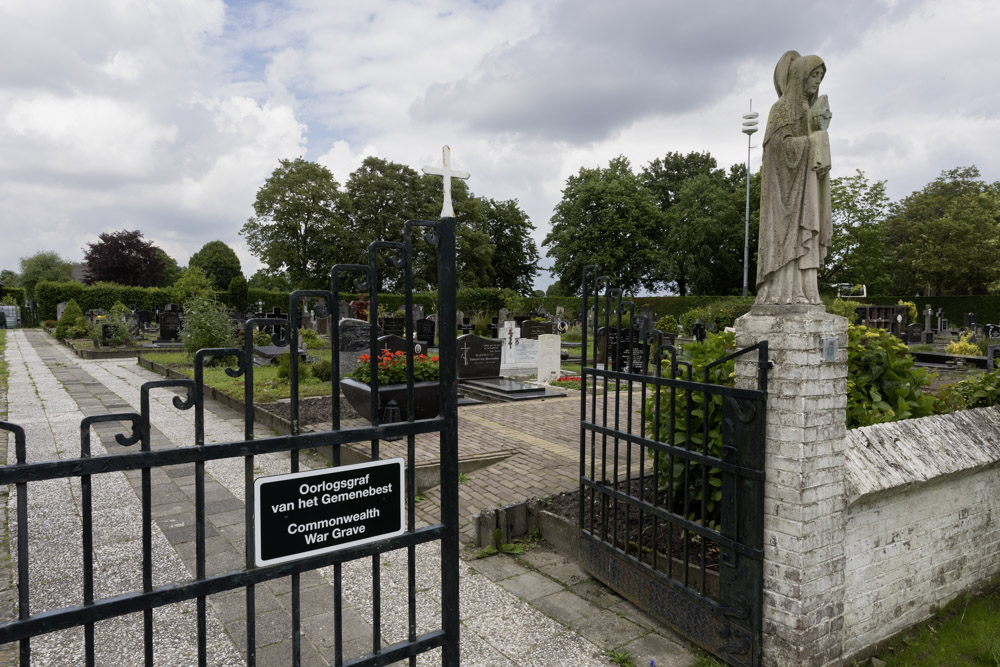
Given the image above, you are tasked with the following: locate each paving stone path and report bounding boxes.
[1,330,695,666]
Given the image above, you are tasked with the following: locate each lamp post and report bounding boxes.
[741,102,759,298]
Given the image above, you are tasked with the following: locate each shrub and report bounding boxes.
[227,274,249,312]
[679,296,754,333]
[847,325,936,428]
[276,353,312,382]
[646,330,736,528]
[180,294,237,363]
[105,301,137,347]
[298,327,323,348]
[174,267,213,306]
[55,300,84,340]
[897,299,918,323]
[944,332,979,356]
[936,370,1000,413]
[825,298,863,324]
[311,359,333,382]
[654,315,680,336]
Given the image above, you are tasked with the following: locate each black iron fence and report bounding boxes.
[578,266,769,667]
[0,217,460,666]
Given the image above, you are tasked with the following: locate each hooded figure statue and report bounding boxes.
[755,51,832,305]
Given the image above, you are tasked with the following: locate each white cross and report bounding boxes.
[422,145,470,218]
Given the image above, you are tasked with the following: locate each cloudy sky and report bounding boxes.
[2,0,998,291]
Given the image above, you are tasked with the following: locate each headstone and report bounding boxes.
[412,304,425,323]
[457,334,502,379]
[498,308,510,324]
[377,334,409,357]
[597,326,649,374]
[639,304,655,324]
[555,306,565,322]
[537,334,561,383]
[936,308,947,332]
[316,316,330,336]
[458,317,474,335]
[906,323,921,344]
[986,324,1000,341]
[338,318,379,377]
[923,305,932,330]
[157,309,181,342]
[964,312,977,330]
[379,317,406,337]
[416,318,435,346]
[56,301,69,322]
[692,319,707,343]
[486,317,499,338]
[521,320,557,340]
[339,301,351,320]
[254,344,308,365]
[988,345,1000,371]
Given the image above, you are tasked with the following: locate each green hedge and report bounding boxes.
[0,286,26,307]
[36,282,177,320]
[865,296,1000,327]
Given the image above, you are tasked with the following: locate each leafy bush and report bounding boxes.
[311,359,333,382]
[104,301,137,346]
[55,300,85,340]
[945,332,980,356]
[824,298,864,324]
[654,315,680,336]
[298,327,324,348]
[679,296,754,333]
[276,353,312,382]
[645,330,736,528]
[227,274,249,311]
[180,294,236,363]
[897,299,918,323]
[847,325,936,427]
[174,267,213,306]
[936,370,1000,413]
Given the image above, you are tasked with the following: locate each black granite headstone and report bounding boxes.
[596,327,649,374]
[521,320,556,340]
[457,334,502,379]
[989,345,1000,371]
[377,334,408,356]
[158,310,181,342]
[416,319,435,346]
[379,317,406,337]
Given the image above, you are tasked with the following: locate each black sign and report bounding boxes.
[254,459,404,566]
[457,334,502,379]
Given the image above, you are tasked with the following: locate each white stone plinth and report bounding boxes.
[536,334,561,382]
[735,305,848,666]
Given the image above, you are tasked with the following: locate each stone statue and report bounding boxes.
[755,51,832,305]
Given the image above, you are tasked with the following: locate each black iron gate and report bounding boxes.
[577,267,769,666]
[0,217,460,666]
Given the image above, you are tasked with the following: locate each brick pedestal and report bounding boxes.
[735,305,848,666]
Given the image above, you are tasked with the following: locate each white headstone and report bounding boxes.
[421,145,470,218]
[537,334,561,383]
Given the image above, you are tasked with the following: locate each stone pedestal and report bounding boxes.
[734,305,848,666]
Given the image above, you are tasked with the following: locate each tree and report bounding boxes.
[1,269,20,288]
[344,157,429,291]
[883,166,1000,295]
[172,266,213,306]
[17,251,76,301]
[544,156,662,295]
[227,274,249,311]
[481,198,538,293]
[155,249,183,287]
[189,241,242,291]
[247,269,291,292]
[822,170,890,294]
[241,158,351,290]
[83,230,164,287]
[640,152,758,296]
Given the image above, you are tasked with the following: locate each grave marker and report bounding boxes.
[457,334,502,379]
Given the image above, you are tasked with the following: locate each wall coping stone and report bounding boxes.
[845,405,1000,505]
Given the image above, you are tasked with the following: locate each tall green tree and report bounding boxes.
[481,198,538,293]
[822,170,890,294]
[155,249,183,287]
[241,158,351,290]
[189,241,242,291]
[17,251,76,301]
[544,156,662,295]
[883,166,1000,295]
[640,152,758,296]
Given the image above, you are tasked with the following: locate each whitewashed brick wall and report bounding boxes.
[842,407,1000,661]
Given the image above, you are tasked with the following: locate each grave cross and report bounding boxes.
[422,145,470,218]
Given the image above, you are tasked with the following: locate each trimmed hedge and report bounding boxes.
[865,296,1000,328]
[0,286,26,307]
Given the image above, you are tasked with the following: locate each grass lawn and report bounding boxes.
[876,583,1000,665]
[141,349,340,403]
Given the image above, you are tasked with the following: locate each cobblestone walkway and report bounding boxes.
[1,330,694,666]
